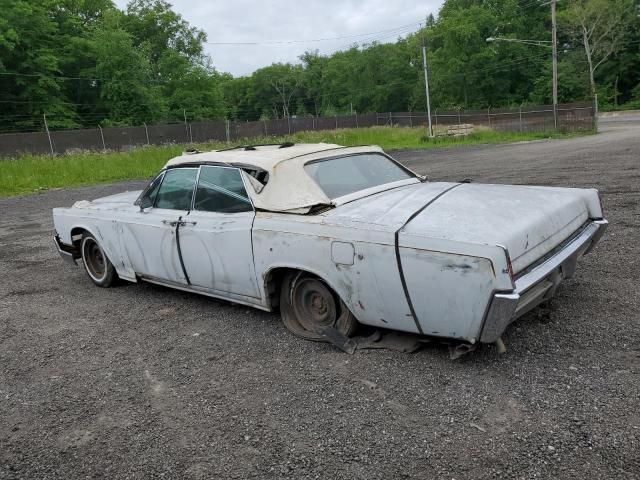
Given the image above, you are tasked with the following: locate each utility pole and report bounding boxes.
[486,1,558,129]
[421,27,434,138]
[551,0,558,128]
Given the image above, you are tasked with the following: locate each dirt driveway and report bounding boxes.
[1,116,638,479]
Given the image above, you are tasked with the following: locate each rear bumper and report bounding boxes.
[54,233,79,265]
[480,219,608,343]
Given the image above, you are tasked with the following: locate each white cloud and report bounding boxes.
[112,0,443,76]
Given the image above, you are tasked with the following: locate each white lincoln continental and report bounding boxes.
[53,143,607,348]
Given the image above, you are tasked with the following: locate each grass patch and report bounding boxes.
[0,146,185,198]
[0,126,590,198]
[286,126,585,150]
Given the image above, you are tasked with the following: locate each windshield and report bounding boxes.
[304,153,415,200]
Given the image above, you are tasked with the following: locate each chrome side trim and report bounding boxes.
[138,274,269,311]
[480,219,607,343]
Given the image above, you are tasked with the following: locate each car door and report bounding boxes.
[121,167,198,284]
[178,165,260,298]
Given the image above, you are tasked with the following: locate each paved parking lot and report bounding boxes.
[1,116,638,479]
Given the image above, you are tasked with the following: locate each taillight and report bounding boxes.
[498,244,516,286]
[598,194,604,217]
[506,253,515,281]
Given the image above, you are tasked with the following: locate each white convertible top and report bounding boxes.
[163,143,395,213]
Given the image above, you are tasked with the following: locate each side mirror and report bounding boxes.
[138,195,154,211]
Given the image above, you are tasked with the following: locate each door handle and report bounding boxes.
[161,219,197,227]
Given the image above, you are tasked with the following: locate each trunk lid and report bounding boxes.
[326,182,600,274]
[400,183,596,273]
[323,182,459,231]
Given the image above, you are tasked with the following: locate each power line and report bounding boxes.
[322,25,419,55]
[205,22,422,46]
[1,35,630,132]
[0,50,555,130]
[0,48,554,127]
[8,19,626,88]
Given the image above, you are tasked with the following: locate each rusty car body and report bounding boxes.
[53,143,607,346]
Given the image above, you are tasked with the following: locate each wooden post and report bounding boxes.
[593,93,599,133]
[183,109,189,142]
[519,103,523,133]
[43,114,54,156]
[98,125,106,152]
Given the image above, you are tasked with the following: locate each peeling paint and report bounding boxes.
[52,147,606,345]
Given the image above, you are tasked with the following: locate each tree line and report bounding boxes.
[0,0,638,132]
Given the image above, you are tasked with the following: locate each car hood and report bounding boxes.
[73,190,142,211]
[325,182,601,273]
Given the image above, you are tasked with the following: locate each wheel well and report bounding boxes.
[70,227,89,250]
[263,267,296,311]
[263,267,346,313]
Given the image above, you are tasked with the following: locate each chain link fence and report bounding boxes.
[0,102,594,157]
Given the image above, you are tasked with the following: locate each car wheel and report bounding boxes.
[80,232,117,287]
[280,272,358,341]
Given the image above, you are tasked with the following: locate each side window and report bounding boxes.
[193,166,253,213]
[146,173,164,205]
[154,168,198,210]
[136,172,163,206]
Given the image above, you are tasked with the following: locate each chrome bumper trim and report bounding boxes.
[480,219,608,343]
[54,234,78,265]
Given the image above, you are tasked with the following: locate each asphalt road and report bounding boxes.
[1,116,639,479]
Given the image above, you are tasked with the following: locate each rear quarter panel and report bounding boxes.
[252,213,420,333]
[399,233,513,342]
[399,247,496,341]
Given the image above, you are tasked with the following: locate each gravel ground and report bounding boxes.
[1,116,639,479]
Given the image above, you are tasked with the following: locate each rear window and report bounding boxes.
[304,153,414,199]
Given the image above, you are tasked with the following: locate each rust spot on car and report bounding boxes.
[442,263,474,271]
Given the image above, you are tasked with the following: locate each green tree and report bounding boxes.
[561,0,637,96]
[122,0,206,65]
[91,14,166,125]
[159,51,226,121]
[0,0,77,130]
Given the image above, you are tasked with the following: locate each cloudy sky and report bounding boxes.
[112,0,444,77]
